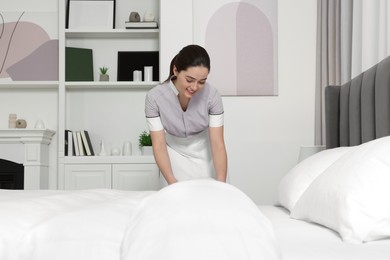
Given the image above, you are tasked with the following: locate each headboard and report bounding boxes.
[325,55,390,149]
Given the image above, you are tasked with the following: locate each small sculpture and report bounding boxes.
[16,119,27,128]
[99,140,107,156]
[34,119,45,129]
[144,11,155,22]
[133,70,142,81]
[129,12,140,22]
[8,114,17,128]
[122,141,132,156]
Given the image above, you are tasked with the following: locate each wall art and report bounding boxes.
[0,11,58,81]
[193,0,278,96]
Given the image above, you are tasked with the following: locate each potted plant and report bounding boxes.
[138,130,153,155]
[99,66,109,81]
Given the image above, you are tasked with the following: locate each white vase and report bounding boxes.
[99,140,107,156]
[141,146,153,155]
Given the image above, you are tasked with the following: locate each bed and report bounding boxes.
[274,54,390,259]
[1,56,390,259]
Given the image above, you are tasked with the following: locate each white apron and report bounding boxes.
[161,130,216,186]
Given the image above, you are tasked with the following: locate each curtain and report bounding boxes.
[315,0,343,145]
[351,0,390,78]
[315,0,390,145]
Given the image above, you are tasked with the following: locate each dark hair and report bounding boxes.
[164,44,211,82]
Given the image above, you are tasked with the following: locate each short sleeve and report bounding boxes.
[145,91,164,131]
[208,87,224,127]
[145,92,159,118]
[208,88,224,115]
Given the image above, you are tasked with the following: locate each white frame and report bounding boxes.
[68,0,115,29]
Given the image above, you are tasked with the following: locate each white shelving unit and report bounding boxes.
[1,0,161,191]
[57,0,161,190]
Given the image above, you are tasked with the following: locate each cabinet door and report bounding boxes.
[64,164,111,190]
[112,164,159,191]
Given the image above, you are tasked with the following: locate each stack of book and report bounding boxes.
[125,21,158,29]
[65,130,95,156]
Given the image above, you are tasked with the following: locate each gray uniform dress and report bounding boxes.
[145,80,224,183]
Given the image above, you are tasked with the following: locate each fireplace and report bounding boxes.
[0,129,55,189]
[0,159,24,189]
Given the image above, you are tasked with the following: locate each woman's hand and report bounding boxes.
[209,126,228,182]
[150,130,177,185]
[167,178,178,185]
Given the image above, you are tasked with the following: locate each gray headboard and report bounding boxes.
[325,55,390,149]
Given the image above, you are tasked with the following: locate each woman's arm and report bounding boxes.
[209,126,228,182]
[150,130,178,185]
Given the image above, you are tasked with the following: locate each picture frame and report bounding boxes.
[67,0,116,29]
[117,51,159,81]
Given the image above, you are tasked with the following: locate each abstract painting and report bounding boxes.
[0,11,58,81]
[193,0,278,96]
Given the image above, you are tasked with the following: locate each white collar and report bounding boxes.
[169,80,179,95]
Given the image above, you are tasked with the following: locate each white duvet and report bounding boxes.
[121,180,282,260]
[0,180,281,260]
[0,189,152,260]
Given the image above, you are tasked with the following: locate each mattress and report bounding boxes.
[259,205,390,260]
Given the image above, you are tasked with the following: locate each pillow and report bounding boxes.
[291,136,390,243]
[277,146,352,211]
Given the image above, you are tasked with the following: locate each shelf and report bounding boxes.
[64,155,156,164]
[65,81,159,90]
[65,29,159,39]
[0,81,59,89]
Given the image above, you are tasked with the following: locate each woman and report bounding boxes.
[145,44,227,185]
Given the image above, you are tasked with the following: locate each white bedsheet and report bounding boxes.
[259,205,390,260]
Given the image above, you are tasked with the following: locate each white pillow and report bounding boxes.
[277,146,351,211]
[291,136,390,243]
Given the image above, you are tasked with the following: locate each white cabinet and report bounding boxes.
[64,156,159,190]
[65,164,112,189]
[112,164,159,190]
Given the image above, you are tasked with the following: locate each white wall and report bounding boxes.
[161,0,318,204]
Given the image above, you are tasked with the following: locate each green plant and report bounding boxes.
[138,130,152,147]
[99,66,109,75]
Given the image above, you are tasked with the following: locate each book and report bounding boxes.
[80,130,95,156]
[72,131,80,156]
[65,130,74,156]
[125,21,158,29]
[65,47,94,81]
[76,131,85,156]
[65,130,70,156]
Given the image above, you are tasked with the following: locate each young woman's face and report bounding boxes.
[174,65,209,99]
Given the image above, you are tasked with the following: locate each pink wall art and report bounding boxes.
[0,11,58,81]
[193,0,278,96]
